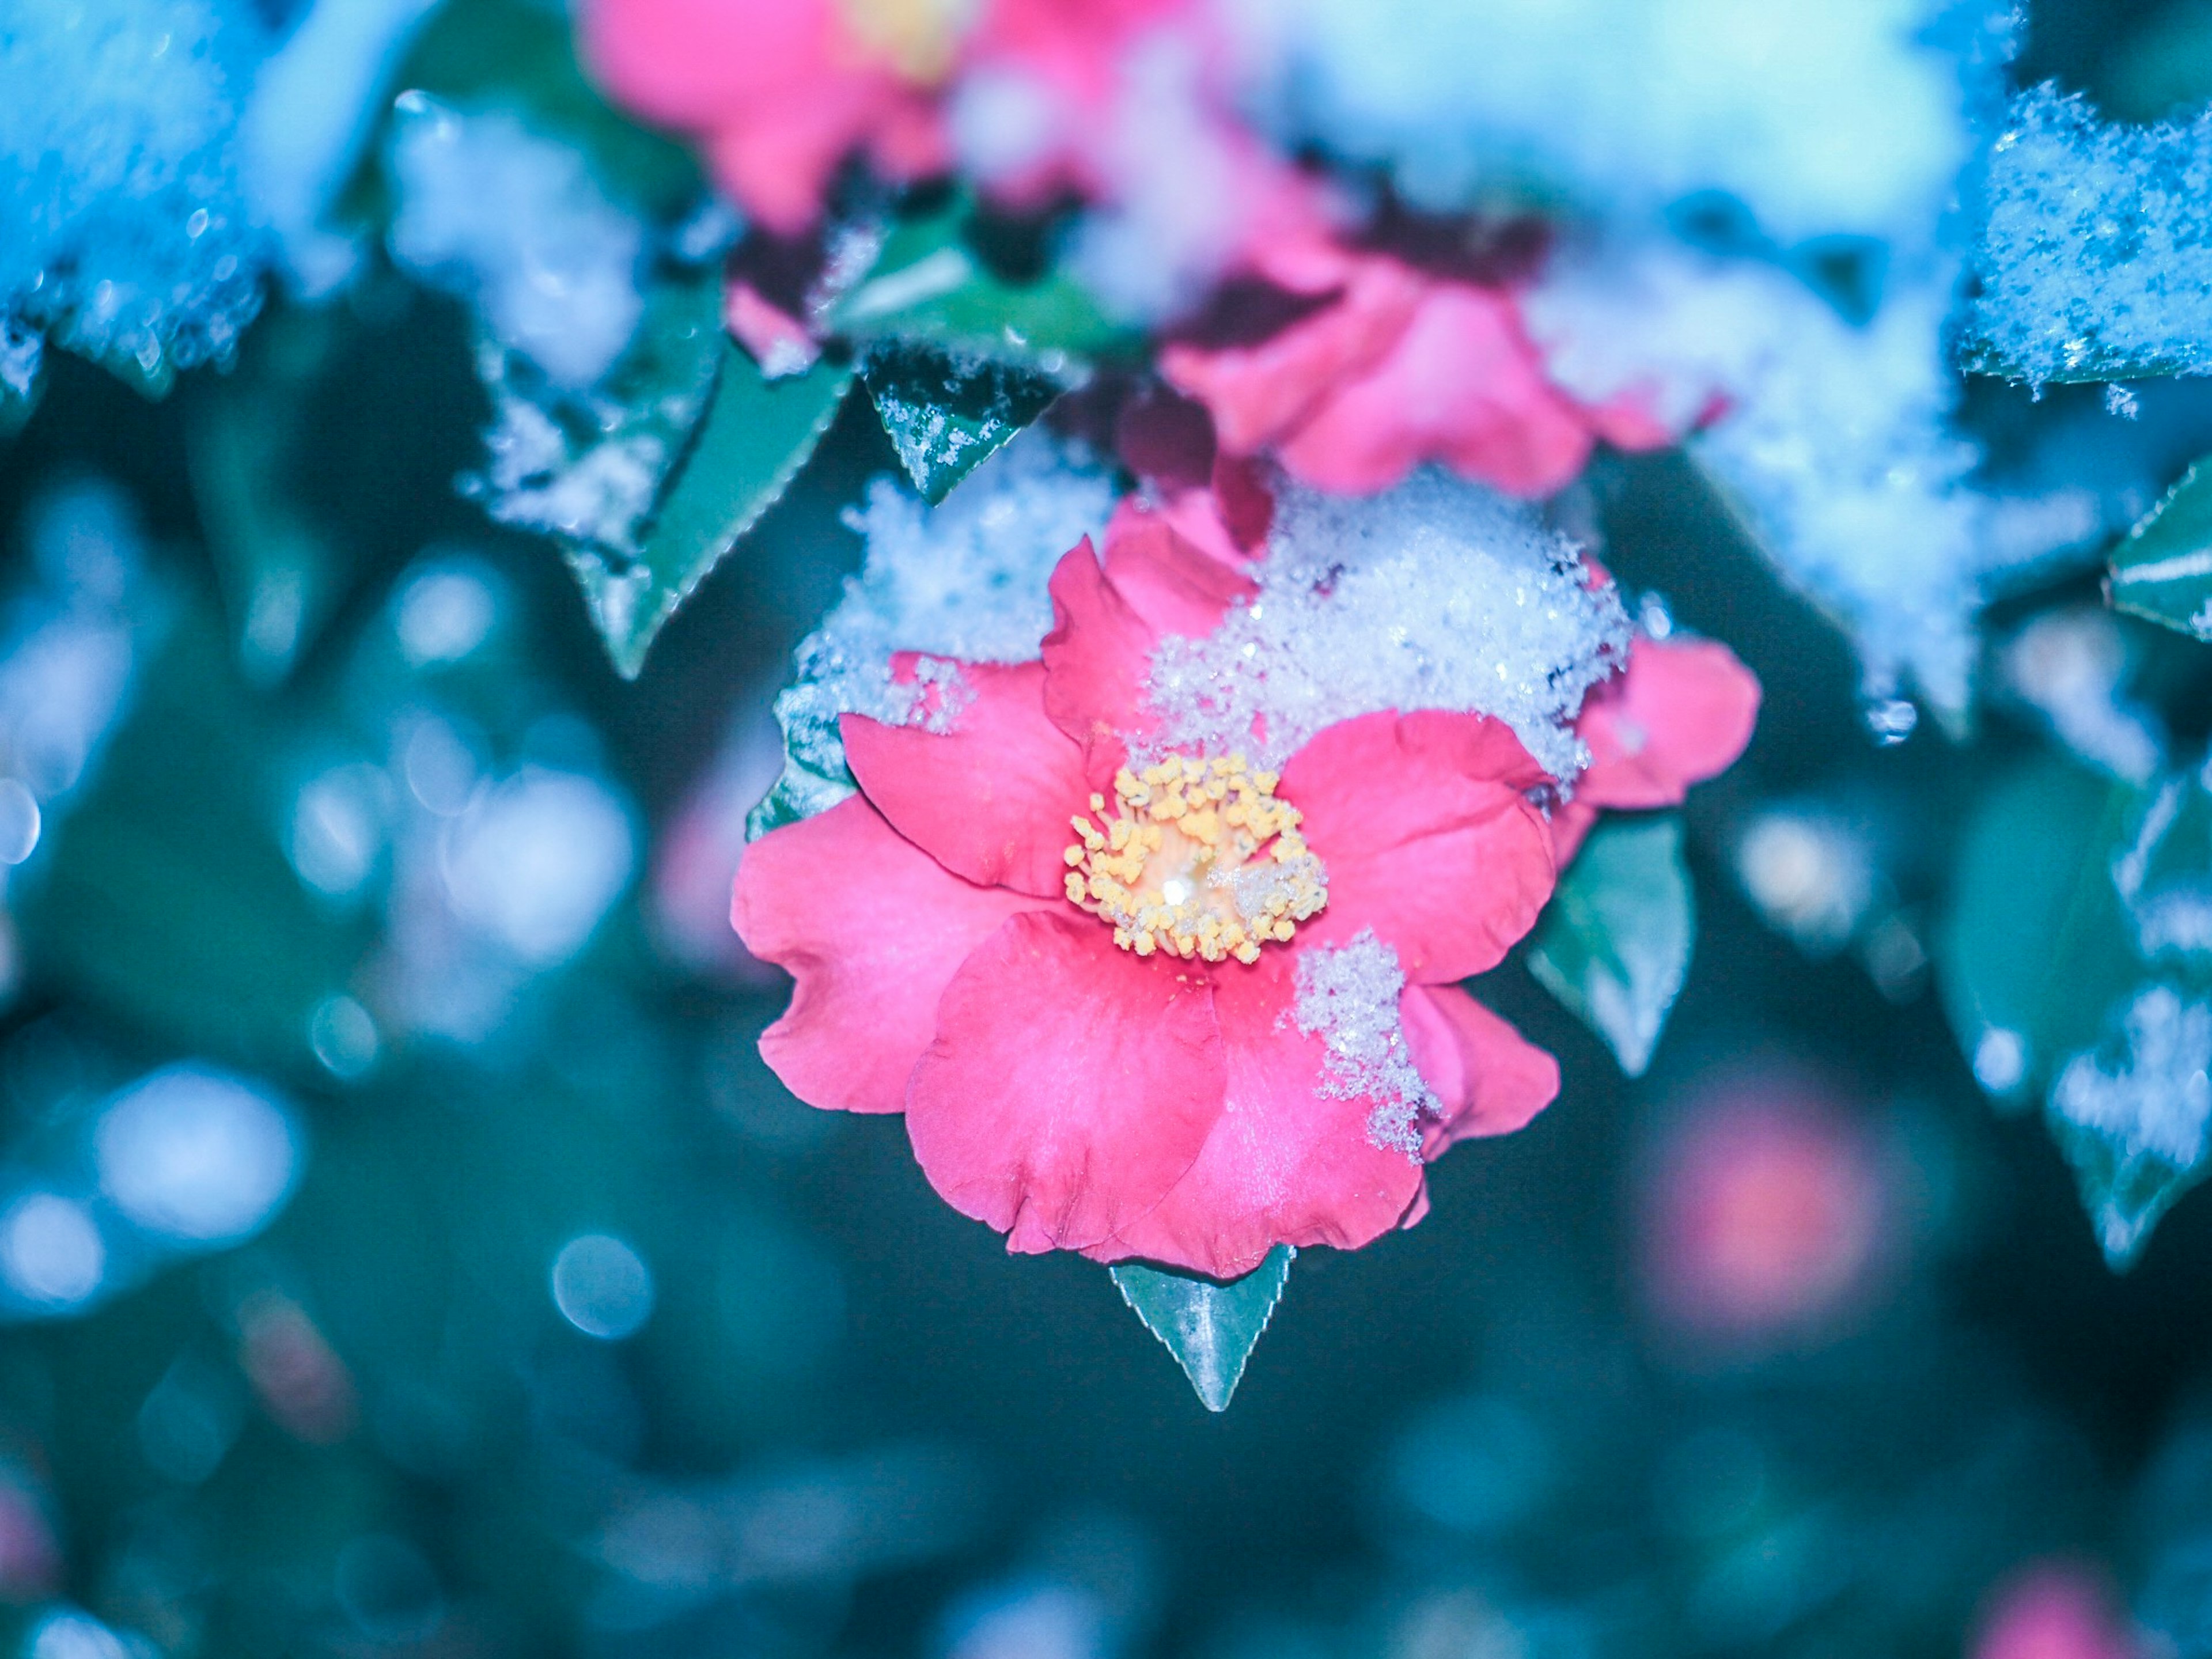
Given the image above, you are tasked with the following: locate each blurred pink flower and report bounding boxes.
[732,511,1560,1279]
[579,0,956,234]
[1972,1562,2140,1659]
[1162,236,1673,498]
[1641,1079,1893,1346]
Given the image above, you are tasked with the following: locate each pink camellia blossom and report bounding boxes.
[1641,1075,1895,1347]
[1971,1562,2140,1659]
[1162,238,1673,498]
[733,513,1563,1279]
[1553,631,1762,863]
[579,0,958,234]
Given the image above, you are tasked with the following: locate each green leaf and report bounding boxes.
[566,344,855,679]
[1110,1247,1293,1412]
[1525,814,1695,1077]
[863,343,1062,504]
[831,201,1134,370]
[1936,754,2144,1100]
[2109,459,2212,641]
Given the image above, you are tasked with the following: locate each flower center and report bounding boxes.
[835,0,977,81]
[1063,753,1328,963]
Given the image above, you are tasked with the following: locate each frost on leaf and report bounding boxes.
[1968,86,2212,385]
[862,344,1065,505]
[2049,986,2212,1268]
[1147,473,1630,780]
[1291,930,1435,1157]
[749,433,1115,837]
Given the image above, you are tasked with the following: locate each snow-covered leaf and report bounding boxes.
[831,200,1132,370]
[1111,1248,1293,1412]
[1526,815,1694,1077]
[569,344,855,679]
[863,343,1062,504]
[1936,755,2142,1101]
[2047,985,2212,1268]
[1966,86,2212,385]
[2109,460,2212,642]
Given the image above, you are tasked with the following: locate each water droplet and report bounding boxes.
[551,1234,653,1339]
[1863,698,1918,745]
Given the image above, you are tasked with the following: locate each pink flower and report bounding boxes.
[1161,240,1672,498]
[1972,1563,2139,1659]
[579,0,954,234]
[732,513,1562,1279]
[1552,631,1761,863]
[1640,1075,1895,1346]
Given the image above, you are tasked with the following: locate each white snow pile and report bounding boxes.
[1229,0,1981,249]
[1147,472,1629,779]
[757,432,1115,825]
[0,0,273,389]
[1291,929,1436,1158]
[1970,85,2212,384]
[1529,242,2104,723]
[386,95,645,389]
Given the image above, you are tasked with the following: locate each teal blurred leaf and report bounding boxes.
[2047,1077,2205,1271]
[19,600,376,1078]
[831,200,1133,369]
[2109,459,2212,641]
[1936,754,2143,1100]
[863,343,1061,504]
[187,306,358,685]
[1525,814,1694,1077]
[566,342,855,679]
[1111,1247,1293,1412]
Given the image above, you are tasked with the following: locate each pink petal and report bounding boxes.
[1401,984,1561,1155]
[724,281,819,378]
[1160,259,1425,455]
[840,660,1092,899]
[1283,710,1556,982]
[732,796,1040,1113]
[1277,283,1597,497]
[907,911,1225,1253]
[1100,509,1256,639]
[1039,536,1160,759]
[579,0,827,127]
[1092,950,1426,1277]
[1577,636,1762,811]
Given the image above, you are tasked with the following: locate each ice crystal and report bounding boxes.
[1290,929,1435,1158]
[2050,986,2212,1266]
[1146,473,1629,779]
[0,0,271,382]
[762,433,1115,823]
[1971,86,2212,385]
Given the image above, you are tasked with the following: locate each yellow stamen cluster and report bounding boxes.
[1062,753,1328,964]
[835,0,978,81]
